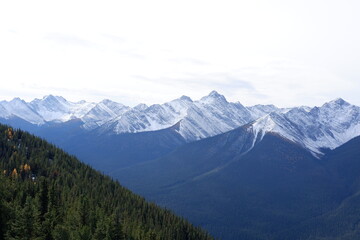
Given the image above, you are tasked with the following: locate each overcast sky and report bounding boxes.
[1,0,359,107]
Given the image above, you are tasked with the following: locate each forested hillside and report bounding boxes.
[0,125,212,240]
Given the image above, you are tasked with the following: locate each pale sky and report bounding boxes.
[0,0,359,107]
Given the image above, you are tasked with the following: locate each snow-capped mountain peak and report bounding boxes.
[176,92,254,141]
[11,97,25,103]
[0,98,44,124]
[247,104,282,119]
[251,113,277,135]
[133,103,148,111]
[31,95,69,111]
[247,98,360,156]
[209,90,221,97]
[29,95,95,122]
[44,94,67,102]
[81,100,129,130]
[200,90,228,104]
[94,90,257,140]
[1,94,360,158]
[101,95,194,134]
[179,95,193,102]
[322,98,350,109]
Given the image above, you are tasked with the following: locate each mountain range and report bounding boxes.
[1,92,359,156]
[0,91,261,140]
[2,92,360,239]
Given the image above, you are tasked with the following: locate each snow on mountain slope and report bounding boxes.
[0,104,10,119]
[29,95,96,122]
[247,98,360,155]
[247,104,294,119]
[99,95,194,134]
[178,91,254,141]
[97,91,256,141]
[0,98,44,124]
[81,100,130,130]
[2,93,359,154]
[247,104,281,119]
[1,95,95,125]
[133,103,148,111]
[0,92,271,139]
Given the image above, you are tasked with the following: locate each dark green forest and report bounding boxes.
[0,125,212,240]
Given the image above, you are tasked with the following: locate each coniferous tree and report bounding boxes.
[7,197,35,240]
[0,175,10,239]
[0,125,212,240]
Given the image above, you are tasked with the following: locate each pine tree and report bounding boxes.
[6,197,35,240]
[0,125,212,240]
[0,175,10,239]
[52,225,70,240]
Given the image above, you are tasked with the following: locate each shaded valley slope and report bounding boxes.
[115,127,360,240]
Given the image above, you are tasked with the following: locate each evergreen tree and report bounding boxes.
[6,197,35,240]
[0,175,10,239]
[0,125,212,240]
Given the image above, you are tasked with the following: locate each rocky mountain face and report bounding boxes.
[1,93,359,156]
[0,91,258,141]
[247,98,360,156]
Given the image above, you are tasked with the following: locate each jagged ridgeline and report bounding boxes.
[0,125,212,240]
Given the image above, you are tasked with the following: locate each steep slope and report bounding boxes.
[115,129,346,240]
[2,94,360,151]
[57,126,186,172]
[0,118,186,172]
[248,98,360,155]
[2,94,360,155]
[279,136,360,240]
[0,125,212,240]
[113,126,257,194]
[177,91,253,141]
[81,99,130,130]
[0,92,260,171]
[0,91,260,142]
[0,98,44,124]
[99,91,254,141]
[246,104,284,119]
[29,95,96,122]
[99,96,193,135]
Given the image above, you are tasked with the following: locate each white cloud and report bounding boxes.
[0,0,359,107]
